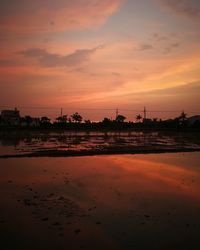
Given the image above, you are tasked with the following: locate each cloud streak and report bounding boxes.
[19,46,103,67]
[137,44,154,51]
[149,33,181,54]
[135,34,180,55]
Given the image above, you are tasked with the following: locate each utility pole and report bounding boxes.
[116,108,119,119]
[143,106,146,120]
[61,108,63,117]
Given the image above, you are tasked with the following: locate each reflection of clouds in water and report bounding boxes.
[0,131,200,156]
[109,154,200,199]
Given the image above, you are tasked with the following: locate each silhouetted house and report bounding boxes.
[188,115,200,125]
[1,108,20,126]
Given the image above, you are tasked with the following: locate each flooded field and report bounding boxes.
[0,152,200,249]
[0,131,200,157]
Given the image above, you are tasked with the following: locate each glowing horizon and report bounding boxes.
[0,0,200,120]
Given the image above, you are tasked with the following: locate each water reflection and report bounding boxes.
[0,153,200,249]
[0,131,200,156]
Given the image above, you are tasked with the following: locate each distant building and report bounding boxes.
[188,115,200,125]
[1,108,20,126]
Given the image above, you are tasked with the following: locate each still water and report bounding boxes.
[0,131,200,156]
[0,152,200,249]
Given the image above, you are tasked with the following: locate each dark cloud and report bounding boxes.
[20,48,48,57]
[150,33,180,54]
[0,59,15,66]
[163,42,180,54]
[158,0,200,21]
[0,59,26,67]
[137,34,180,55]
[112,72,121,77]
[19,46,103,67]
[137,44,154,51]
[152,33,168,42]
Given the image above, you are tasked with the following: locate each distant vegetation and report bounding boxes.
[0,109,200,131]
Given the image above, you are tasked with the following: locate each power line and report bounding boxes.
[0,105,199,114]
[0,106,116,111]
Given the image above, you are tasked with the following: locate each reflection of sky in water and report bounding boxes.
[0,153,200,249]
[0,131,200,156]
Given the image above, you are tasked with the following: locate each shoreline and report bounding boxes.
[1,127,200,133]
[1,147,200,158]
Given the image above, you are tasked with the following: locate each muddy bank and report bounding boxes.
[1,153,200,250]
[1,146,200,158]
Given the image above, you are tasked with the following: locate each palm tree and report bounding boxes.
[116,114,126,122]
[136,114,142,123]
[71,112,83,123]
[179,111,187,121]
[178,111,188,125]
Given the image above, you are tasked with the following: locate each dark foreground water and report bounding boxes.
[0,152,200,250]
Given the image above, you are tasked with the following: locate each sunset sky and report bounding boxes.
[0,0,200,120]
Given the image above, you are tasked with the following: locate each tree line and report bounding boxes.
[1,110,199,130]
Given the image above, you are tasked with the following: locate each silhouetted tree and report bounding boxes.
[84,119,91,124]
[0,116,2,122]
[136,114,142,123]
[102,117,111,123]
[153,118,158,122]
[179,111,187,121]
[178,111,188,126]
[71,112,83,123]
[40,116,51,127]
[56,115,68,124]
[116,114,126,122]
[25,116,33,127]
[40,116,51,124]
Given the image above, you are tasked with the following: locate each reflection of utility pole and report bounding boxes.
[116,108,119,119]
[143,106,146,120]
